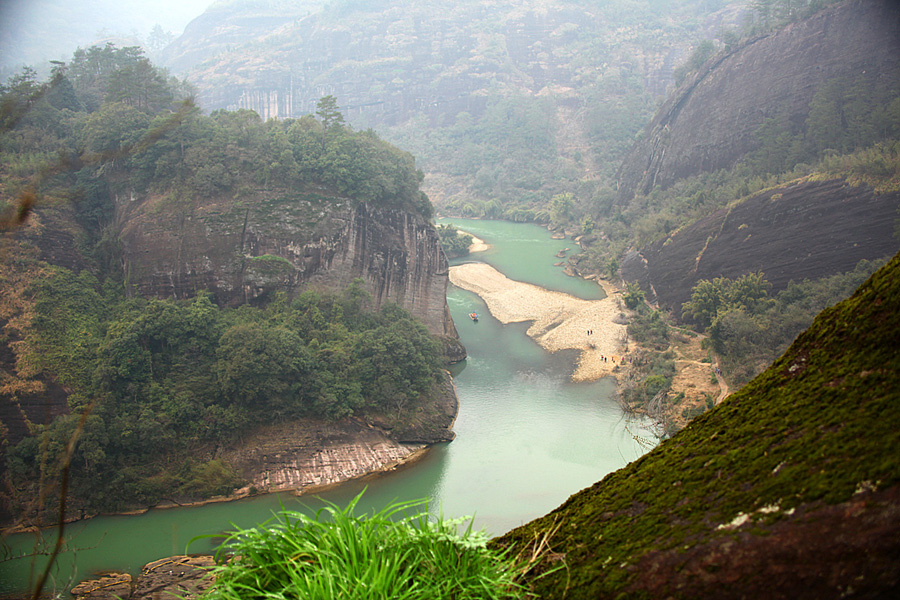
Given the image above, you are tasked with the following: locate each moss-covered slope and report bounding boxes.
[496,252,900,598]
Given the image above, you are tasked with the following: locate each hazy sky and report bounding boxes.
[0,0,213,73]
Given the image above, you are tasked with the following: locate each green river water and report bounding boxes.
[1,219,653,597]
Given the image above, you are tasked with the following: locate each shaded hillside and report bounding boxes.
[621,177,900,311]
[615,0,900,201]
[496,251,900,598]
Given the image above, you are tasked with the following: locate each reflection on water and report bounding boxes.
[0,219,654,596]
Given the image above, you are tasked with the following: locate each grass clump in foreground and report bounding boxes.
[198,492,528,600]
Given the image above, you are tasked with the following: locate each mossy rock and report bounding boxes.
[494,251,900,598]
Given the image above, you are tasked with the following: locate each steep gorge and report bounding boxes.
[1,184,462,522]
[613,0,900,312]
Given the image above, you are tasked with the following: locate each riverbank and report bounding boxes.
[462,232,490,253]
[2,376,458,535]
[448,263,628,381]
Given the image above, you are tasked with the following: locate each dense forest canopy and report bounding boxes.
[0,43,432,235]
[6,278,443,514]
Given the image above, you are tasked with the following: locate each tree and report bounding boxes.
[605,257,620,280]
[682,279,724,328]
[682,273,772,329]
[623,281,645,309]
[316,95,344,149]
[437,224,473,258]
[215,323,312,417]
[146,24,174,53]
[550,193,575,227]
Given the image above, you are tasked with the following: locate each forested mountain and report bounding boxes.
[163,0,749,220]
[0,44,458,521]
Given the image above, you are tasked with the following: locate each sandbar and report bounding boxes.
[459,231,490,253]
[449,262,628,381]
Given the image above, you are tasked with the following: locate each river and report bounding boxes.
[1,219,653,597]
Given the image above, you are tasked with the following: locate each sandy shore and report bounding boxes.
[460,231,490,253]
[449,262,628,381]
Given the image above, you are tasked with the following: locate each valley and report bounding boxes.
[1,0,899,597]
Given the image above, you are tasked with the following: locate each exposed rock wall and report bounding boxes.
[118,190,458,338]
[216,373,457,496]
[71,556,216,600]
[616,0,900,200]
[622,179,900,312]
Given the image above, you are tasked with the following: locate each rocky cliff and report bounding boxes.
[621,178,900,312]
[615,0,900,200]
[117,187,458,340]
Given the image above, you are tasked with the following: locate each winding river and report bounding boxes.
[1,219,653,597]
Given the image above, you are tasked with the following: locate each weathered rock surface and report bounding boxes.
[496,251,900,598]
[216,372,456,496]
[71,555,215,600]
[621,178,900,312]
[616,0,900,200]
[0,207,89,451]
[236,420,426,494]
[626,486,900,600]
[118,191,458,338]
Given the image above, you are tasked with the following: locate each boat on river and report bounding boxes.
[469,312,479,322]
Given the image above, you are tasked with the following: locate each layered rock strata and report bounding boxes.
[211,373,457,497]
[118,191,458,338]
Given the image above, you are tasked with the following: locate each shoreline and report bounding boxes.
[3,379,460,534]
[448,262,629,382]
[458,230,490,253]
[2,440,442,536]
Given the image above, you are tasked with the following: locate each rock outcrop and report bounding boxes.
[71,555,215,600]
[118,189,458,339]
[621,178,900,312]
[615,0,900,200]
[217,372,457,496]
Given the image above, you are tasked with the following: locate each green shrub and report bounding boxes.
[199,492,527,600]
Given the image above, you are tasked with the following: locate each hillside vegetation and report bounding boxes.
[574,0,900,429]
[0,46,446,520]
[171,0,749,221]
[495,250,900,598]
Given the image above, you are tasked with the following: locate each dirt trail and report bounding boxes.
[667,330,729,424]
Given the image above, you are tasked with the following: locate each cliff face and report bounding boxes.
[621,178,900,312]
[616,0,900,200]
[118,188,458,338]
